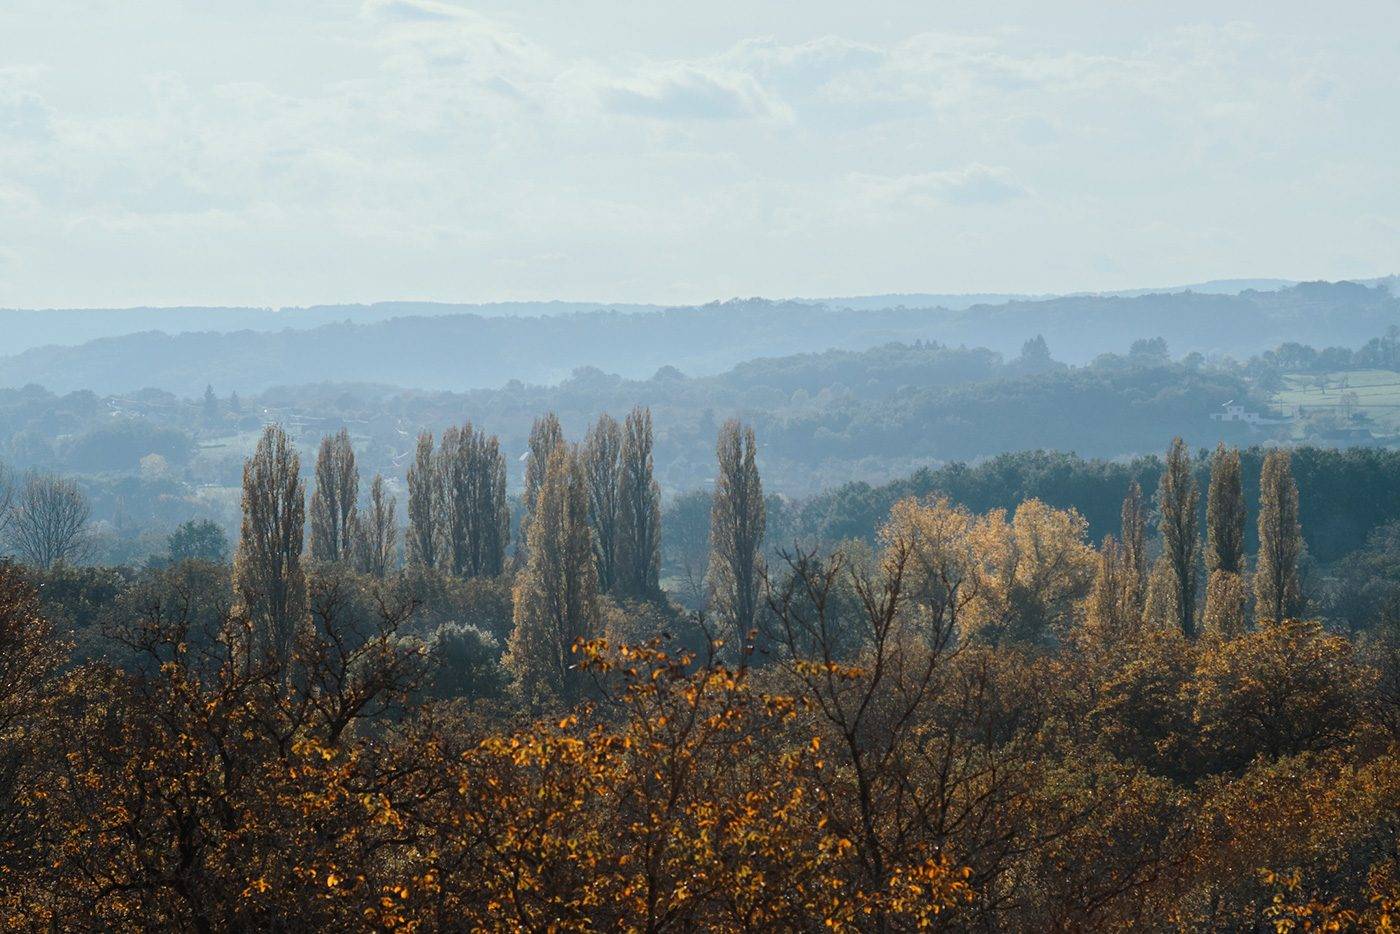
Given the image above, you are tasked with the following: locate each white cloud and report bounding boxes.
[852,165,1029,208]
[599,65,788,121]
[0,5,1395,306]
[361,0,472,24]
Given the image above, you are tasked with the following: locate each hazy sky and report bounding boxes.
[0,1,1395,307]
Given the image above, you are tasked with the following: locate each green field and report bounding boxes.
[1274,369,1400,436]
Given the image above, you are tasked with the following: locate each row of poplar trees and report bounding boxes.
[1101,438,1305,641]
[234,408,765,701]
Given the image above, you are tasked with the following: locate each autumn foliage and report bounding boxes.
[0,430,1398,930]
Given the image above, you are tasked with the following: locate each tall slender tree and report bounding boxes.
[520,413,565,561]
[617,406,662,599]
[1083,535,1139,646]
[355,474,398,578]
[437,426,470,576]
[707,420,766,668]
[506,445,599,706]
[1255,448,1303,623]
[308,429,358,563]
[438,423,509,578]
[1204,443,1248,636]
[582,415,623,594]
[1156,437,1200,638]
[1205,443,1245,576]
[405,431,439,569]
[1120,479,1147,617]
[466,426,510,577]
[234,425,306,669]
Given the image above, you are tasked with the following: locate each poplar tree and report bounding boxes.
[1120,479,1147,616]
[1156,437,1200,638]
[506,445,599,706]
[1205,443,1245,576]
[521,413,565,559]
[438,423,509,578]
[355,474,397,578]
[437,426,470,576]
[707,420,766,668]
[465,426,510,577]
[1083,535,1139,646]
[617,406,662,599]
[308,429,358,563]
[582,414,622,594]
[1204,443,1248,637]
[405,431,438,569]
[234,425,306,669]
[1255,448,1303,623]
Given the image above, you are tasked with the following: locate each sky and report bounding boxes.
[0,0,1396,308]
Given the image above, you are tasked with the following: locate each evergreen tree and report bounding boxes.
[1255,448,1304,623]
[308,429,358,563]
[617,406,662,599]
[707,420,766,668]
[1156,437,1200,638]
[506,445,599,706]
[234,425,306,670]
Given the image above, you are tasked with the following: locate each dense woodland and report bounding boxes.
[0,405,1396,929]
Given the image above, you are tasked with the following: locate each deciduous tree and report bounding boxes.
[506,445,600,705]
[1255,448,1303,623]
[7,472,90,569]
[234,425,306,669]
[405,431,439,569]
[582,414,622,594]
[707,420,765,667]
[520,412,564,561]
[308,429,358,563]
[355,474,397,578]
[1156,438,1201,637]
[617,406,662,600]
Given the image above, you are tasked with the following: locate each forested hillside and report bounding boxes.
[2,417,1399,928]
[1,281,1394,395]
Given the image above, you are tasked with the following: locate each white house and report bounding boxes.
[1209,401,1290,425]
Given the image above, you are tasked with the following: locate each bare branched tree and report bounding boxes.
[583,414,622,594]
[617,406,662,600]
[355,474,398,578]
[7,472,90,569]
[405,431,439,569]
[308,429,359,563]
[707,420,765,669]
[234,425,306,672]
[0,463,15,545]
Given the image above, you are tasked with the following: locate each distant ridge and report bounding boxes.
[0,276,1391,356]
[803,278,1300,312]
[2,281,1396,396]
